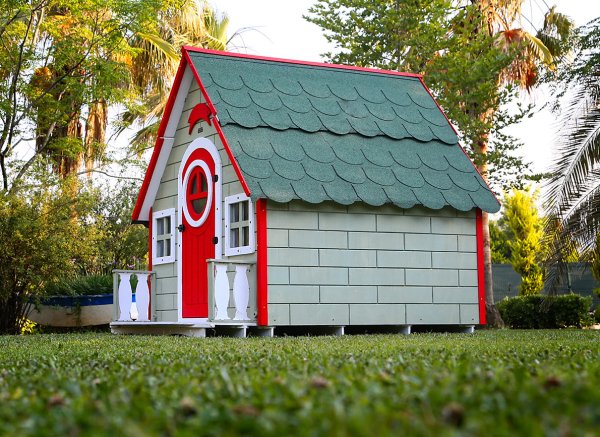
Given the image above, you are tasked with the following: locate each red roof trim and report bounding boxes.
[132,57,189,222]
[418,77,501,208]
[182,46,423,79]
[182,49,251,196]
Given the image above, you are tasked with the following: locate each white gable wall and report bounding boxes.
[151,81,256,322]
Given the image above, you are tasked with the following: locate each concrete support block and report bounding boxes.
[251,327,275,337]
[396,325,411,335]
[460,325,475,334]
[218,326,247,338]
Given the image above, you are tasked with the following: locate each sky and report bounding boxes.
[211,0,600,178]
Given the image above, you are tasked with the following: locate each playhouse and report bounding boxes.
[110,47,500,337]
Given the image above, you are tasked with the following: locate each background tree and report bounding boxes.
[306,0,573,326]
[545,18,600,289]
[88,181,148,275]
[504,187,545,295]
[0,0,172,187]
[490,219,512,264]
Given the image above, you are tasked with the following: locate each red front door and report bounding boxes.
[180,147,216,318]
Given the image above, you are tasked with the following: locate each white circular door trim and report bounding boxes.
[181,159,213,227]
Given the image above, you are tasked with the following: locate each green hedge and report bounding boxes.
[497,294,593,329]
[44,275,113,297]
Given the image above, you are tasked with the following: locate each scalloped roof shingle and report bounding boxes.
[188,51,500,213]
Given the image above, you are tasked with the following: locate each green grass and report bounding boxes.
[0,330,598,436]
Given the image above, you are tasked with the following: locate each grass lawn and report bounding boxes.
[0,330,598,436]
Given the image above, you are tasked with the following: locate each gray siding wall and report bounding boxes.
[151,83,256,322]
[266,201,479,326]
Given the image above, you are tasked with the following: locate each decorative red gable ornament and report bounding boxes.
[188,103,212,134]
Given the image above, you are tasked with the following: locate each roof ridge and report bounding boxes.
[183,46,422,80]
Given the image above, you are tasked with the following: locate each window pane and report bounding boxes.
[164,216,170,234]
[230,203,239,223]
[157,217,164,235]
[157,240,164,258]
[192,198,207,215]
[242,226,249,247]
[242,201,249,221]
[164,239,171,257]
[230,228,239,248]
[190,175,197,194]
[201,173,208,192]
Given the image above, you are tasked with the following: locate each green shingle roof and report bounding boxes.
[188,51,500,213]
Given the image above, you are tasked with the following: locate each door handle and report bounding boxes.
[177,224,185,232]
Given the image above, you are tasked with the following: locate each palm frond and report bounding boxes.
[135,31,179,61]
[523,31,555,69]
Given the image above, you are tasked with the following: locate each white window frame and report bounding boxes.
[224,194,255,257]
[152,208,176,264]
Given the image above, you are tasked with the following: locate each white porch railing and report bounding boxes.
[112,270,156,322]
[207,259,257,323]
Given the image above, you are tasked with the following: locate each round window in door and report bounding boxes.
[182,160,213,227]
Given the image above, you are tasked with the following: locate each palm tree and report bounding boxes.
[32,0,231,178]
[466,0,573,326]
[122,1,234,154]
[544,18,600,286]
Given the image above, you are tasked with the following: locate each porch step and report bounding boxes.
[110,321,213,337]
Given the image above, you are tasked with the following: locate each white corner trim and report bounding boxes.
[224,193,255,257]
[138,66,193,222]
[152,208,176,265]
[177,137,223,322]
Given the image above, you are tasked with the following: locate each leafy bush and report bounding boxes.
[497,294,593,328]
[0,176,98,334]
[594,306,600,323]
[44,275,112,297]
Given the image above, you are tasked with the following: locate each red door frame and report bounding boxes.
[177,138,222,321]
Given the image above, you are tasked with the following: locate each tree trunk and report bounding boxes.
[482,210,504,327]
[476,127,504,328]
